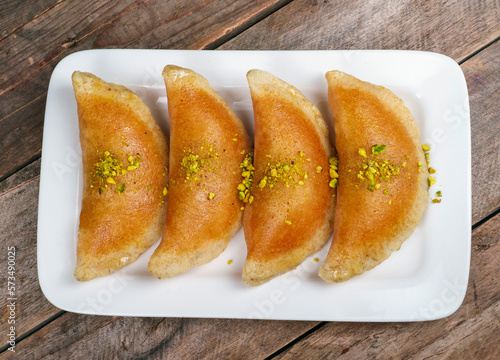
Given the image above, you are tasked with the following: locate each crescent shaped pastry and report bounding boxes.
[72,71,169,281]
[243,69,336,286]
[319,70,428,282]
[148,66,251,279]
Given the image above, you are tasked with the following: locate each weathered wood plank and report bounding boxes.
[5,211,498,359]
[220,0,500,63]
[0,169,61,342]
[5,315,317,359]
[0,95,45,182]
[0,0,62,41]
[0,1,498,358]
[0,159,40,195]
[462,41,500,223]
[273,213,500,360]
[0,0,290,116]
[0,0,292,184]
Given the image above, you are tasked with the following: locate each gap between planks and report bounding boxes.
[458,36,500,65]
[0,311,66,354]
[0,4,498,355]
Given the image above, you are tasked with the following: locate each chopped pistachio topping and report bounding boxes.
[238,152,255,203]
[428,176,436,187]
[92,150,140,194]
[163,187,168,196]
[227,260,233,265]
[178,143,220,183]
[285,220,292,225]
[371,144,387,154]
[428,167,436,174]
[422,144,431,151]
[209,192,216,200]
[355,146,400,192]
[436,190,442,197]
[313,258,319,263]
[327,156,339,188]
[316,166,323,173]
[116,183,125,194]
[257,156,306,189]
[180,153,201,180]
[237,184,246,192]
[358,148,367,158]
[432,198,441,203]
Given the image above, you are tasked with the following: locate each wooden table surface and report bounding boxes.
[1,0,499,358]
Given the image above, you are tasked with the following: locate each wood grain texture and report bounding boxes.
[0,0,62,41]
[0,168,60,340]
[220,0,500,62]
[0,1,499,358]
[274,213,500,360]
[6,315,317,359]
[0,159,40,195]
[462,41,500,223]
[0,96,45,181]
[0,0,291,184]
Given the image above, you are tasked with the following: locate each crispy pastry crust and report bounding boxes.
[319,71,428,282]
[72,71,169,281]
[243,69,335,286]
[148,66,251,279]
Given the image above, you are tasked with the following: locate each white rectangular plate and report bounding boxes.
[38,50,471,321]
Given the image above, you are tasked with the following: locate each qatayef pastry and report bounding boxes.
[242,69,336,286]
[72,71,169,281]
[148,65,251,279]
[319,70,428,283]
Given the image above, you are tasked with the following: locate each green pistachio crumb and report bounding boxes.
[371,144,387,154]
[116,183,125,194]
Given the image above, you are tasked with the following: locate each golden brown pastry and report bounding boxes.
[319,70,428,282]
[242,69,336,286]
[72,71,169,281]
[148,65,251,279]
